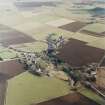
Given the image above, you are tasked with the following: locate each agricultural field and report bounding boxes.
[11,42,48,53]
[6,72,70,105]
[0,0,105,105]
[0,47,17,59]
[35,92,100,105]
[80,23,105,37]
[81,23,105,34]
[59,21,88,32]
[57,38,105,67]
[78,87,105,105]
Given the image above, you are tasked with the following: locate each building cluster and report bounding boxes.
[19,52,43,75]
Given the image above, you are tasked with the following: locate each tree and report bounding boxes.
[0,57,3,61]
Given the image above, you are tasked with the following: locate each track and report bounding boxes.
[0,80,7,105]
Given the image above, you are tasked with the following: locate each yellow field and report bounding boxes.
[6,72,70,105]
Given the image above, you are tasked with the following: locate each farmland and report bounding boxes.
[0,0,105,105]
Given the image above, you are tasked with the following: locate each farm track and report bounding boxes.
[0,80,7,105]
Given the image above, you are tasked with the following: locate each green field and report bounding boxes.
[82,23,105,33]
[6,72,70,105]
[0,47,17,59]
[79,87,105,105]
[14,42,48,53]
[0,1,105,105]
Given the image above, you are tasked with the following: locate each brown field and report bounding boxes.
[34,92,99,105]
[0,60,25,79]
[80,30,105,37]
[0,59,25,105]
[68,38,87,45]
[59,21,87,32]
[0,24,35,47]
[57,38,105,67]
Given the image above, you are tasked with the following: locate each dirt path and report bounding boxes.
[0,80,7,105]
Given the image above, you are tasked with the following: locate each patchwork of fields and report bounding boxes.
[0,0,105,105]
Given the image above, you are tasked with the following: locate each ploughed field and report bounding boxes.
[35,92,99,105]
[0,24,35,47]
[0,60,25,79]
[59,21,87,32]
[57,38,105,67]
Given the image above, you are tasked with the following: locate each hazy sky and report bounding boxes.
[15,0,61,2]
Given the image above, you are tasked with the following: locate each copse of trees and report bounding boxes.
[0,57,3,61]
